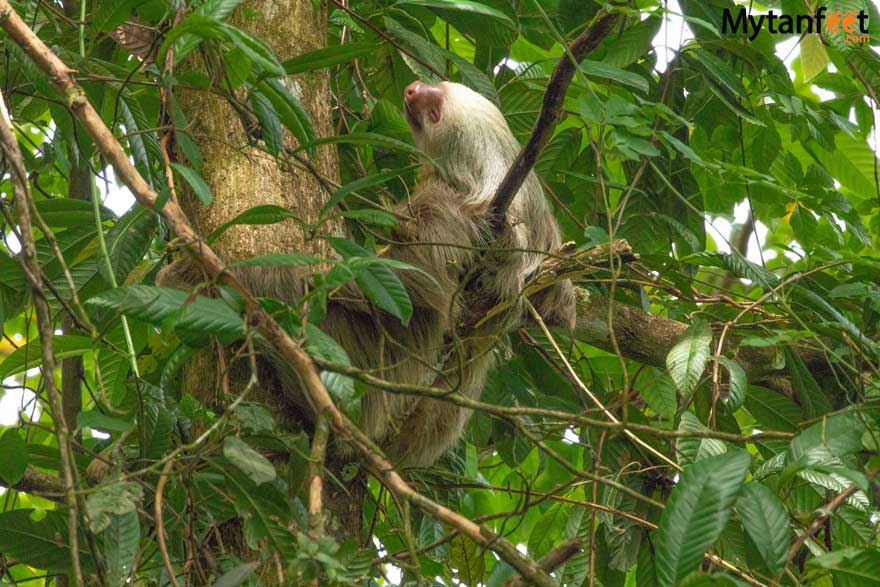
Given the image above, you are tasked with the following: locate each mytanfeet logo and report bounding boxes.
[722,7,870,44]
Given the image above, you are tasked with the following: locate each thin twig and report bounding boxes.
[526,302,682,471]
[155,458,181,587]
[0,90,84,586]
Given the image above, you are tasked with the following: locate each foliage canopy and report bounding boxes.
[0,0,879,586]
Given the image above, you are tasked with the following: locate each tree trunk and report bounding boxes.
[177,0,337,256]
[172,0,363,555]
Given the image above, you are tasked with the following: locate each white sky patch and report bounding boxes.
[99,166,137,216]
[0,380,38,426]
[652,0,694,74]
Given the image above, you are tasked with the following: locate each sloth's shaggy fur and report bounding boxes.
[160,81,575,467]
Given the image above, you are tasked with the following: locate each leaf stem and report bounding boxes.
[90,176,140,377]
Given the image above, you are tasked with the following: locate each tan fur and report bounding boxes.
[159,81,575,467]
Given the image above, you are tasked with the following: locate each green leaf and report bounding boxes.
[293,132,422,158]
[304,323,358,417]
[0,335,93,380]
[103,511,140,586]
[92,0,147,32]
[712,356,747,411]
[90,285,244,341]
[321,165,419,214]
[339,209,399,227]
[0,510,88,572]
[214,562,260,587]
[34,199,114,227]
[735,483,790,574]
[677,411,726,465]
[330,238,413,325]
[85,480,144,533]
[449,535,486,586]
[528,503,570,557]
[602,16,662,68]
[207,204,302,244]
[223,436,276,485]
[800,33,830,83]
[666,320,712,395]
[254,79,316,156]
[196,0,246,19]
[745,385,802,432]
[395,0,515,26]
[77,411,135,433]
[223,27,285,77]
[250,90,284,156]
[102,206,159,285]
[142,383,176,459]
[807,547,880,587]
[157,14,228,68]
[788,413,866,469]
[580,60,649,93]
[641,372,677,420]
[688,48,746,97]
[0,428,28,485]
[170,163,214,205]
[680,252,779,290]
[283,43,380,74]
[654,450,751,587]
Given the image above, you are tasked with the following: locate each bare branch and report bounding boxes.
[6,467,66,501]
[488,11,621,229]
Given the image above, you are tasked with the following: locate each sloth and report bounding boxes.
[160,80,575,467]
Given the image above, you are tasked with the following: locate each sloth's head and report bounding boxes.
[404,80,523,202]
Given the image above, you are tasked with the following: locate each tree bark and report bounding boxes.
[171,0,363,555]
[177,0,337,257]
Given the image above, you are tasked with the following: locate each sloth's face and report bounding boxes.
[403,80,446,133]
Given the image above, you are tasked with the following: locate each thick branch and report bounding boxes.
[508,539,582,587]
[6,467,66,501]
[0,6,555,585]
[488,11,620,229]
[572,288,826,380]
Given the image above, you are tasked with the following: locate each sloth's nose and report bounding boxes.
[404,81,424,102]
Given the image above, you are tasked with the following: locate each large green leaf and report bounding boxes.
[33,198,115,227]
[676,411,726,465]
[396,0,514,26]
[0,335,93,379]
[103,511,141,587]
[0,428,28,485]
[283,43,382,75]
[170,163,214,205]
[666,320,712,395]
[223,436,276,485]
[807,547,880,587]
[787,413,866,469]
[86,285,244,347]
[654,450,751,587]
[329,238,413,325]
[321,164,419,214]
[0,510,89,572]
[102,206,159,285]
[735,483,790,574]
